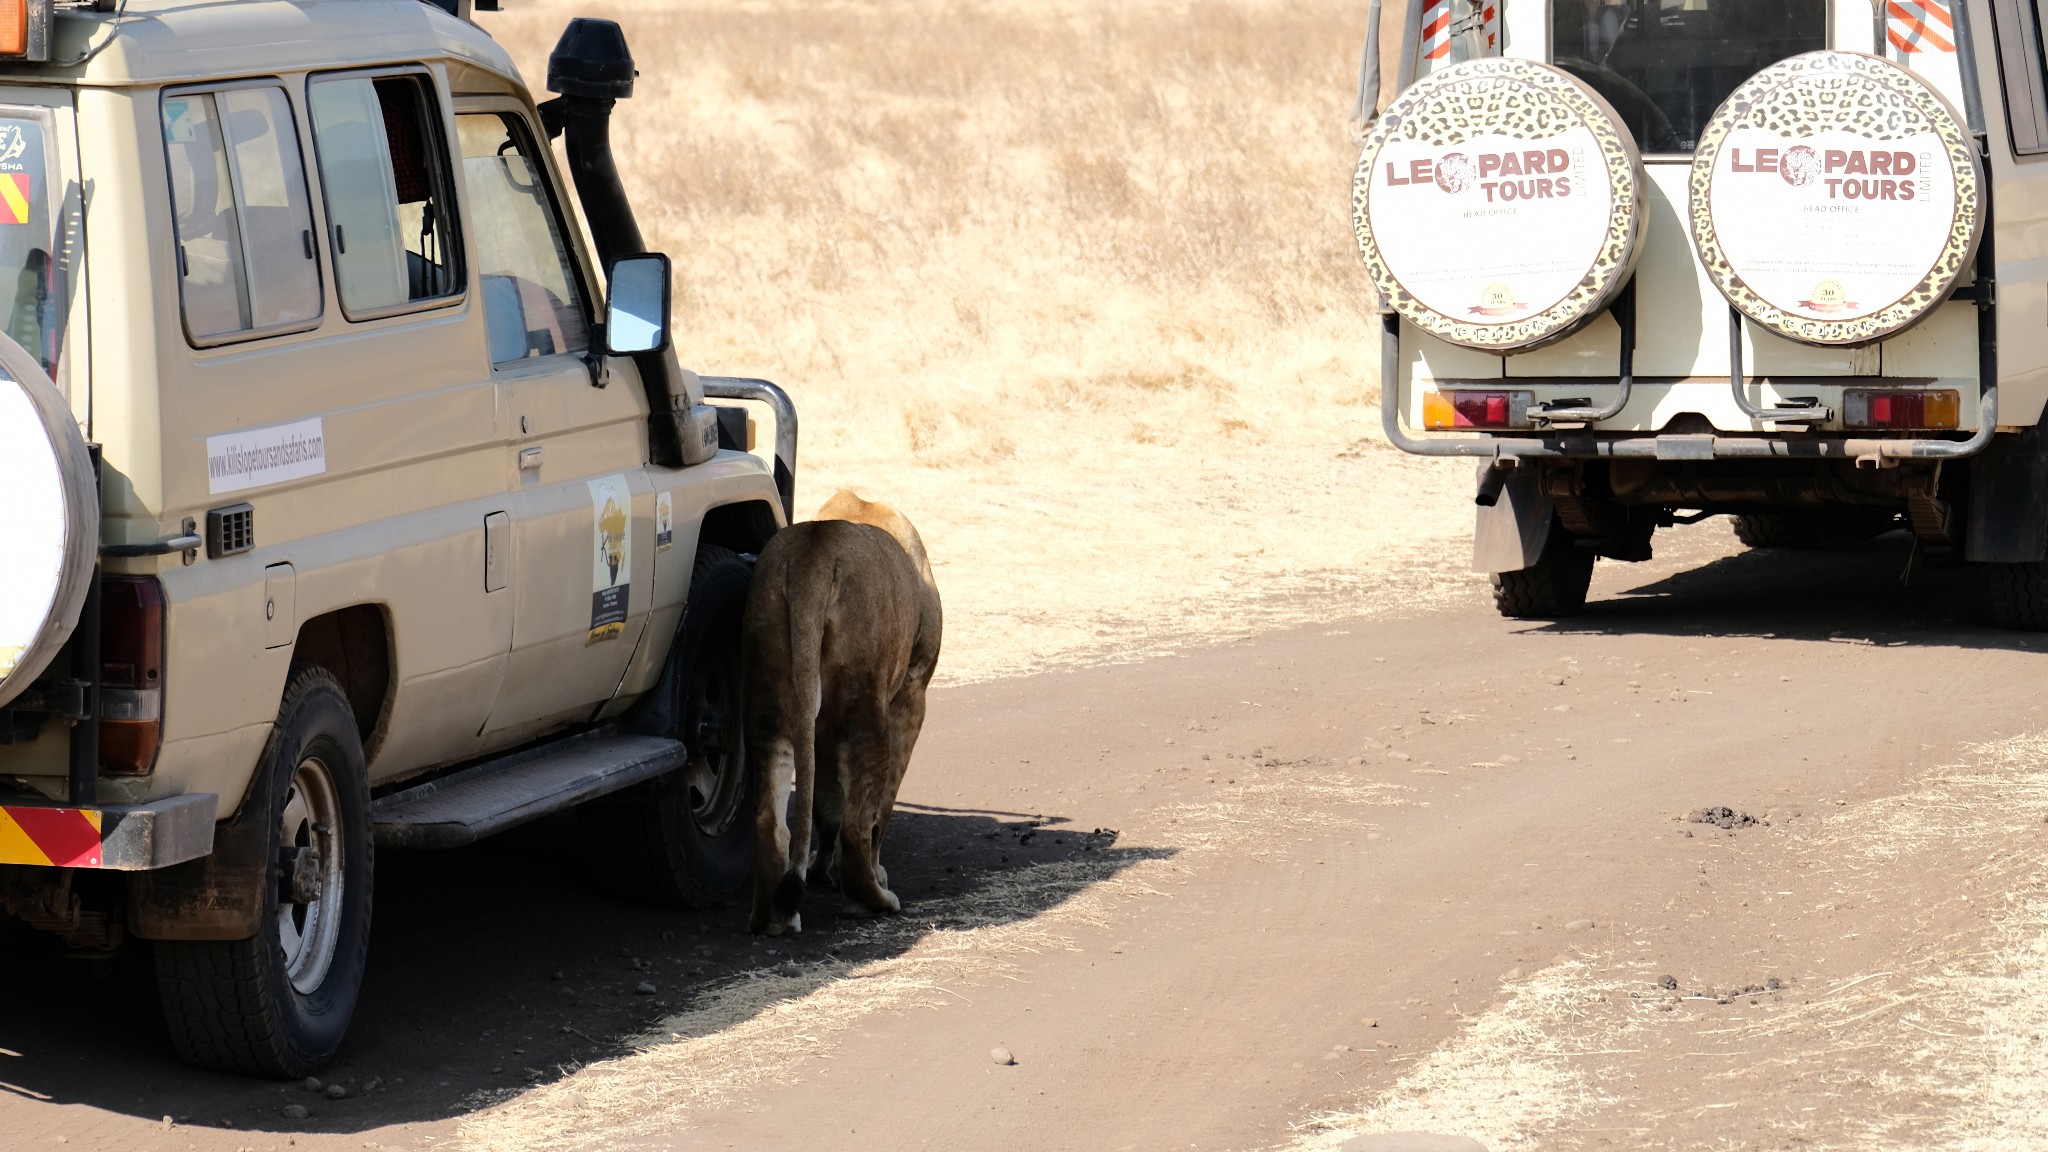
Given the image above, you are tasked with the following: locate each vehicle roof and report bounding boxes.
[7,0,520,88]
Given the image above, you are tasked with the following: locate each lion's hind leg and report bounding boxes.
[834,700,902,918]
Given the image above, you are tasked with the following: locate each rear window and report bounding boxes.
[0,106,74,383]
[1552,0,1828,154]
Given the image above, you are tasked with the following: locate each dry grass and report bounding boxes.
[481,0,1473,684]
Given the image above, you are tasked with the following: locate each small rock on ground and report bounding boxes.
[990,1046,1015,1066]
[323,1084,348,1100]
[1688,806,1758,829]
[281,1104,309,1121]
[635,981,658,995]
[1342,1135,1488,1152]
[301,1077,322,1093]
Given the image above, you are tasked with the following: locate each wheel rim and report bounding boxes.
[681,624,746,837]
[276,754,345,996]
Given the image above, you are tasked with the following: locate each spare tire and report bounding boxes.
[1690,51,1984,347]
[0,337,96,710]
[1353,57,1647,353]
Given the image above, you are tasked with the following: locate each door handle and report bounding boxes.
[518,447,544,472]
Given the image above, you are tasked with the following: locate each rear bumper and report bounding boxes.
[1381,313,2001,464]
[0,794,215,870]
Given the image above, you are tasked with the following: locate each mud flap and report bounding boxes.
[127,757,280,941]
[1967,427,2048,564]
[1472,467,1554,574]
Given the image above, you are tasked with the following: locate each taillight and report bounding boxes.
[1843,389,1960,430]
[1423,389,1532,430]
[99,576,164,776]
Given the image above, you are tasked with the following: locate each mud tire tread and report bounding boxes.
[1491,523,1594,619]
[154,665,372,1078]
[1987,562,2048,631]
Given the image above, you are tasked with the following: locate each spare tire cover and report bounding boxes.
[0,337,96,710]
[1690,51,1984,347]
[1353,57,1646,352]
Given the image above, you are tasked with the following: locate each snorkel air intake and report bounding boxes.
[545,19,719,468]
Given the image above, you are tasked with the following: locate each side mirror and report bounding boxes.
[604,253,671,355]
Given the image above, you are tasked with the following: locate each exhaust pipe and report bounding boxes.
[546,19,719,468]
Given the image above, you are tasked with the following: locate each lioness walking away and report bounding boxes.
[745,491,942,935]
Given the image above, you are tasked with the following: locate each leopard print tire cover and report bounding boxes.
[1690,51,1984,347]
[1352,58,1646,353]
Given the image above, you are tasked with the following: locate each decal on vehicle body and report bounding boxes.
[656,491,674,552]
[206,416,326,495]
[589,474,631,643]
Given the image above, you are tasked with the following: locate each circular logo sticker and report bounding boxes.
[1353,58,1646,352]
[1689,52,1983,346]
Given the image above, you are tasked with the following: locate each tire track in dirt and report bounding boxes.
[1282,730,2048,1152]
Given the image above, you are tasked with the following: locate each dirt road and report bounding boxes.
[7,523,2048,1151]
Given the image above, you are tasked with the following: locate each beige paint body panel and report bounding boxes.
[0,1,789,823]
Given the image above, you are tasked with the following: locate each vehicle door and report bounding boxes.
[453,102,653,743]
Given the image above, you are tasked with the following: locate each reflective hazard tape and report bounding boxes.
[1421,0,1500,62]
[0,805,104,867]
[1887,0,1955,54]
[1422,0,1452,61]
[0,173,30,224]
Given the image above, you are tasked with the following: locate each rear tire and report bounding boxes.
[1491,519,1594,618]
[579,546,756,907]
[1986,562,2048,630]
[155,666,373,1078]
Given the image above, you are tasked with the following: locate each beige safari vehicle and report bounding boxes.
[1354,0,2048,624]
[0,0,798,1076]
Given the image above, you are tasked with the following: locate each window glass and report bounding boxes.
[164,94,247,337]
[164,87,320,341]
[457,113,590,364]
[308,74,462,315]
[1552,0,1828,153]
[220,89,319,327]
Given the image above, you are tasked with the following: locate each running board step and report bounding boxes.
[372,729,685,850]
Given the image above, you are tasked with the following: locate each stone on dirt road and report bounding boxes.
[280,1104,309,1121]
[991,1046,1016,1066]
[1341,1134,1488,1152]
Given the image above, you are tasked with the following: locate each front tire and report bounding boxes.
[580,545,756,907]
[1491,518,1594,618]
[155,666,373,1077]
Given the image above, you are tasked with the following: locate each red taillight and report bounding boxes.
[1422,389,1531,430]
[99,576,164,776]
[1844,389,1960,430]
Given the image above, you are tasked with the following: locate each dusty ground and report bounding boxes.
[9,527,2048,1151]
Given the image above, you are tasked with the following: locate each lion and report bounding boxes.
[745,490,942,935]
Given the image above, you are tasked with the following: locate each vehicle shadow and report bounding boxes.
[0,805,1164,1138]
[1534,531,2040,651]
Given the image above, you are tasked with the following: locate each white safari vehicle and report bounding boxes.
[1354,0,2048,623]
[0,0,797,1075]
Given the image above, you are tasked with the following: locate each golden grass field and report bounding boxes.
[483,0,1474,684]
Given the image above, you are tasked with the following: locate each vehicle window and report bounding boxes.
[455,113,590,365]
[1989,0,2048,154]
[0,107,77,381]
[163,87,321,342]
[308,74,462,316]
[1551,0,1828,153]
